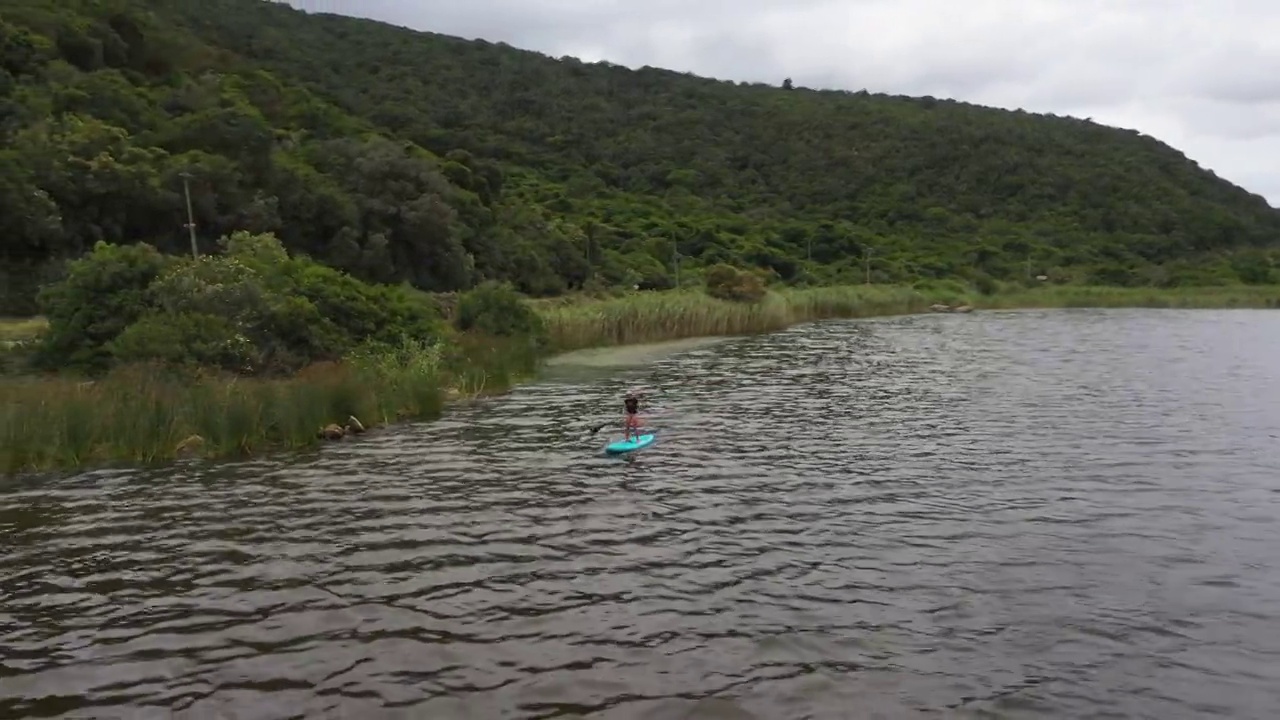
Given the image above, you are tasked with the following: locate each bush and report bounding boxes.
[704,263,767,302]
[149,254,269,320]
[287,262,442,352]
[32,232,447,375]
[366,284,445,345]
[140,248,347,373]
[1230,251,1275,285]
[109,311,256,371]
[971,272,999,296]
[35,241,172,373]
[454,281,547,342]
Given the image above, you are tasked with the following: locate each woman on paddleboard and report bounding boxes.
[623,391,642,440]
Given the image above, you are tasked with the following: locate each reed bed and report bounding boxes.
[8,281,1278,476]
[442,331,543,397]
[0,336,542,475]
[540,285,959,352]
[5,369,373,475]
[539,283,1280,352]
[778,284,958,321]
[985,285,1280,309]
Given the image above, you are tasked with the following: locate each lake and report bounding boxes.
[3,308,1280,719]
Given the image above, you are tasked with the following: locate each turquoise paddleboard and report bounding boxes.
[604,433,656,455]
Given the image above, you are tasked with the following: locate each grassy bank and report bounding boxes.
[539,284,967,352]
[6,280,1279,476]
[1,357,434,474]
[982,284,1280,310]
[0,334,538,476]
[539,283,1280,352]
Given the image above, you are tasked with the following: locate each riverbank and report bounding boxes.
[539,284,962,352]
[980,284,1280,310]
[0,334,537,476]
[537,283,1280,352]
[4,282,1279,476]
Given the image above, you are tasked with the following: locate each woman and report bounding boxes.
[622,391,643,440]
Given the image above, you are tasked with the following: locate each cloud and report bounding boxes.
[290,0,1280,204]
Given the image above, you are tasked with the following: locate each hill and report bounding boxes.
[2,0,1279,313]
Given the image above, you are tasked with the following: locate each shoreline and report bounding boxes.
[545,335,739,368]
[4,283,1279,477]
[536,283,1280,355]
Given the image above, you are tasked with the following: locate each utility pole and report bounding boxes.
[180,172,198,259]
[863,246,872,284]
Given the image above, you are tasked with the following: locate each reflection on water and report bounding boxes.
[3,309,1280,719]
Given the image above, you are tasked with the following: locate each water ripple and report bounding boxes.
[4,309,1280,718]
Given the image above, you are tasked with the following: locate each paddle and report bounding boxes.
[588,388,654,436]
[589,420,659,437]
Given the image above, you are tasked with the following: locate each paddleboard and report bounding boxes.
[604,433,656,455]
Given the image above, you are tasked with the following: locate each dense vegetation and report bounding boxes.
[9,227,543,374]
[3,0,1279,318]
[9,264,1280,474]
[0,232,546,473]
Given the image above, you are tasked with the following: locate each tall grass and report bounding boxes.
[0,332,546,475]
[538,283,1280,352]
[442,332,542,397]
[0,340,447,475]
[540,285,963,352]
[8,281,1278,476]
[984,284,1280,309]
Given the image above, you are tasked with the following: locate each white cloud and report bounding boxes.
[292,0,1280,204]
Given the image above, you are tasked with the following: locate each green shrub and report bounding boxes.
[454,281,547,342]
[255,293,349,370]
[704,263,766,302]
[29,232,449,375]
[971,272,999,296]
[142,249,342,372]
[368,284,445,345]
[287,261,444,348]
[1231,251,1275,285]
[110,311,256,371]
[34,241,172,373]
[148,254,269,320]
[219,228,292,273]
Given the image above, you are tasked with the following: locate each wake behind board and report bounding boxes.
[604,433,656,455]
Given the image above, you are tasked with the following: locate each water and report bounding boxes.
[3,308,1280,719]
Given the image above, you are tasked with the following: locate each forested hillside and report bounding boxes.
[3,0,1279,313]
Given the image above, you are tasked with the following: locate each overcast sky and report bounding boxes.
[292,0,1280,206]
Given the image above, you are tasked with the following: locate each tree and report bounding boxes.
[1,0,1278,317]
